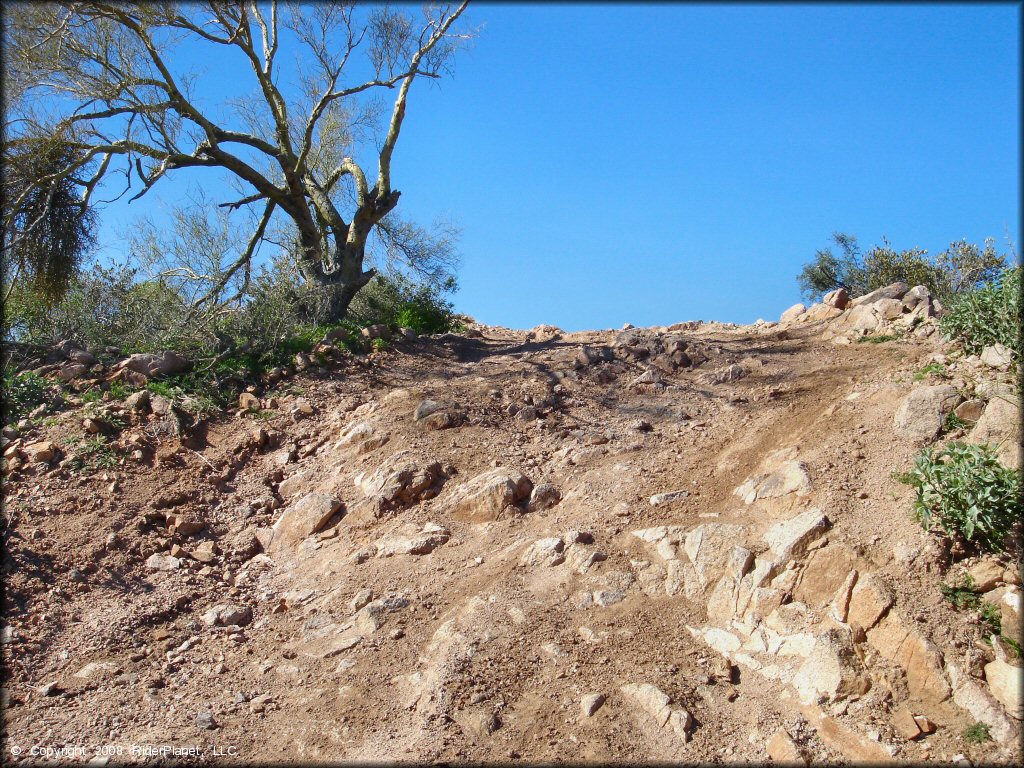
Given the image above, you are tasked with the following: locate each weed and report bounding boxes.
[246,409,277,422]
[940,573,980,611]
[371,337,390,352]
[145,373,238,416]
[72,435,118,470]
[897,441,1021,554]
[943,411,969,433]
[856,334,900,344]
[914,362,948,381]
[108,381,130,400]
[1005,637,1022,659]
[81,388,102,404]
[979,602,1002,636]
[962,722,991,744]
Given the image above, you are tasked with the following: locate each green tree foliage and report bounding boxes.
[940,266,1020,360]
[1,134,98,304]
[797,233,1009,303]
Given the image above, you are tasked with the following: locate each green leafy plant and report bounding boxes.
[797,233,1009,303]
[145,373,235,417]
[897,441,1021,554]
[940,266,1020,361]
[962,722,991,744]
[371,337,390,352]
[914,362,948,381]
[72,435,118,470]
[2,370,57,424]
[940,572,980,610]
[943,411,968,433]
[979,601,1002,637]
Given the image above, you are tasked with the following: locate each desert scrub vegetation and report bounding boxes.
[798,233,1010,303]
[1,370,61,424]
[897,441,1021,555]
[939,265,1020,362]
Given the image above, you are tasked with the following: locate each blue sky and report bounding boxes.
[97,2,1021,330]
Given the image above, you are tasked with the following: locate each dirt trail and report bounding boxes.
[2,317,1020,765]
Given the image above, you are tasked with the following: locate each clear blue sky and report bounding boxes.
[97,2,1021,330]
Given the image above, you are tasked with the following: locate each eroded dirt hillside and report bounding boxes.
[2,307,1021,764]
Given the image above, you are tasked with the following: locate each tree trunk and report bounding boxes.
[312,241,376,324]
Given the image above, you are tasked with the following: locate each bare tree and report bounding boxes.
[2,1,472,321]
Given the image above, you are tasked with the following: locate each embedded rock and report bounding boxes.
[893,385,962,442]
[271,493,343,549]
[449,468,533,522]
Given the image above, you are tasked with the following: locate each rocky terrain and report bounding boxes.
[1,282,1021,765]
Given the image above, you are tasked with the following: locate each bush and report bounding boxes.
[939,266,1020,361]
[897,441,1021,554]
[2,370,58,424]
[347,273,458,334]
[3,261,208,355]
[798,233,1009,303]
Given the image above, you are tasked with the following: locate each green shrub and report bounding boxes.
[798,233,1009,303]
[962,722,991,744]
[2,370,57,424]
[3,261,208,355]
[348,273,457,334]
[897,441,1021,554]
[939,266,1020,361]
[940,572,980,610]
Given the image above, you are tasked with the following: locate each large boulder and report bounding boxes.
[119,351,190,378]
[683,523,747,591]
[734,461,811,505]
[352,451,447,518]
[271,493,342,549]
[823,287,850,310]
[967,385,1021,470]
[762,508,830,562]
[780,303,806,323]
[448,468,533,522]
[850,282,909,307]
[893,385,961,442]
[792,628,872,705]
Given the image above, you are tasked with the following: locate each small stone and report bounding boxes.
[239,392,260,410]
[767,728,806,764]
[351,589,374,612]
[966,559,1003,593]
[24,441,56,462]
[913,715,936,734]
[38,682,60,697]
[250,694,274,713]
[980,343,1013,369]
[145,553,180,571]
[201,604,252,628]
[529,482,561,511]
[195,711,217,730]
[892,706,923,740]
[580,693,606,717]
[650,490,688,506]
[954,399,986,424]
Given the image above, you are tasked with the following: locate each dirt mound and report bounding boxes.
[2,313,1020,764]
